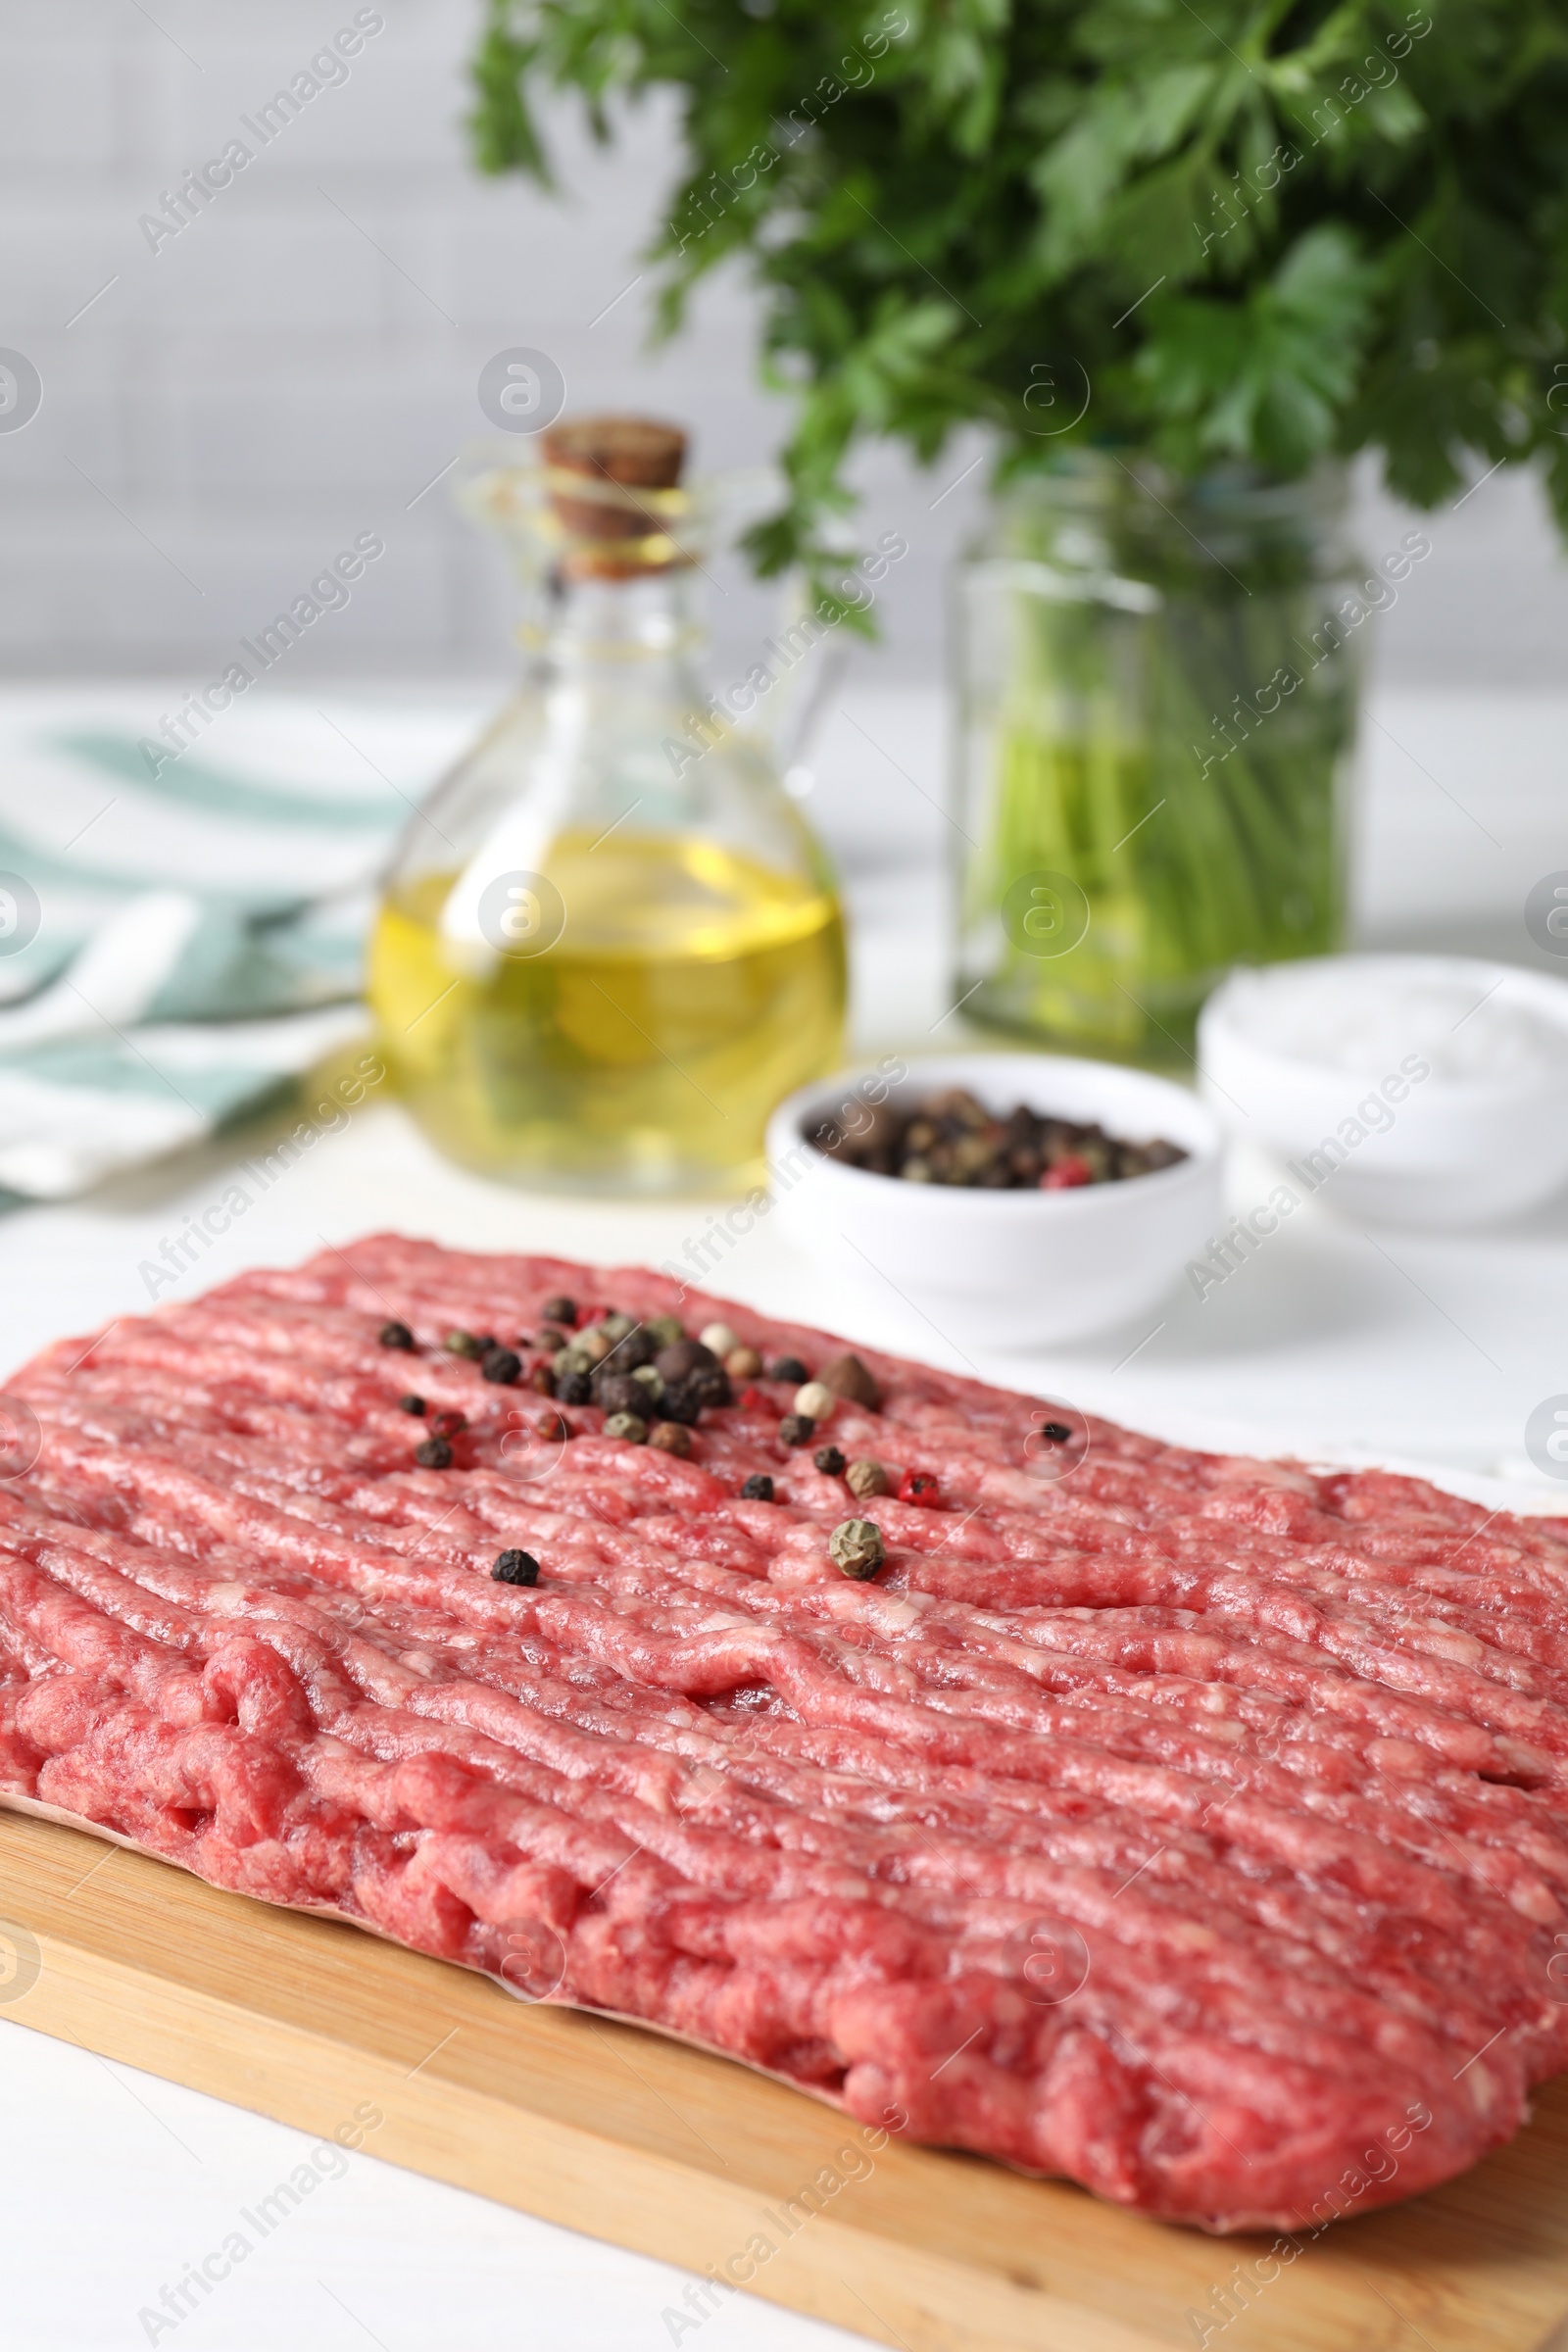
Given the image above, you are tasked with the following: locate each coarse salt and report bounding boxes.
[1219,958,1568,1082]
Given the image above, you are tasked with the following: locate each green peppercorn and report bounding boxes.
[445,1330,485,1360]
[604,1410,648,1444]
[829,1518,885,1579]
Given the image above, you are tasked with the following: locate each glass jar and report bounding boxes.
[368,422,847,1194]
[952,458,1359,1063]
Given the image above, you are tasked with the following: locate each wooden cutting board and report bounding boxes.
[3,1805,1567,2352]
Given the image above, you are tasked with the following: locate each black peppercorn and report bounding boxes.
[656,1377,703,1426]
[379,1320,416,1350]
[601,1324,656,1373]
[595,1371,648,1420]
[741,1473,774,1501]
[813,1445,846,1476]
[654,1339,728,1405]
[556,1369,593,1407]
[491,1548,540,1587]
[779,1414,815,1446]
[415,1436,453,1469]
[398,1395,426,1416]
[769,1356,808,1385]
[481,1347,522,1386]
[541,1295,576,1327]
[1040,1420,1072,1443]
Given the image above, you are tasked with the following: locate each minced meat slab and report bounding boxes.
[1,1235,1565,2233]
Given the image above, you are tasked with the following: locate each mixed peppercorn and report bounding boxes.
[375,1300,945,1587]
[808,1085,1187,1189]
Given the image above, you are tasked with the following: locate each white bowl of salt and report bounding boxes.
[1198,954,1568,1227]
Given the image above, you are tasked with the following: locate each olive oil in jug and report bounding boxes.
[368,416,847,1194]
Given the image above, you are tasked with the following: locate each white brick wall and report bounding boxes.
[1,0,1564,688]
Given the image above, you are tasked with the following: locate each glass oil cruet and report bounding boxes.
[368,416,848,1194]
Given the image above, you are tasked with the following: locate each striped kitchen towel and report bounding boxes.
[0,689,476,1199]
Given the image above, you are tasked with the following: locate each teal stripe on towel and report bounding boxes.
[53,730,402,830]
[0,1036,299,1118]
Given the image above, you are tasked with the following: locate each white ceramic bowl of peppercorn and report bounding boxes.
[765,1054,1224,1348]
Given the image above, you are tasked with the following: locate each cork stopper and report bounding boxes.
[542,416,688,576]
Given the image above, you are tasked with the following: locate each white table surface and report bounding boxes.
[2,676,1567,2350]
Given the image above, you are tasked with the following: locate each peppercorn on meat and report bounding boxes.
[2,1236,1567,2231]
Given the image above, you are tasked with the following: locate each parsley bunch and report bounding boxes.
[470,0,1568,581]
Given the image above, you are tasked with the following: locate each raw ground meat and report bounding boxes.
[1,1235,1566,2233]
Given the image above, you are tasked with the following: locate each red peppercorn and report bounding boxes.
[1042,1155,1093,1190]
[739,1385,767,1412]
[899,1470,941,1506]
[429,1409,466,1440]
